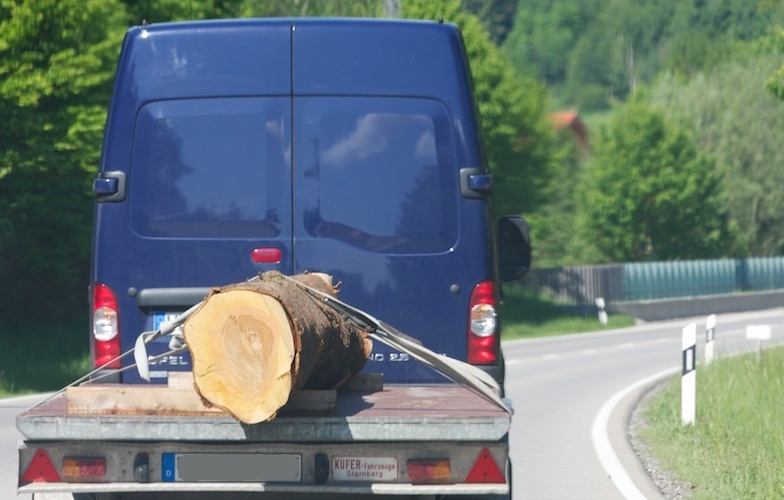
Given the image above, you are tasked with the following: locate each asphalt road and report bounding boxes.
[505,307,784,499]
[3,307,784,499]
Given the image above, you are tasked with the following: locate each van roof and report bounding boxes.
[117,17,473,99]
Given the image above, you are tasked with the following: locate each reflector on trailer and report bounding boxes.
[465,448,505,484]
[20,449,61,484]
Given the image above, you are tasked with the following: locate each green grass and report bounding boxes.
[500,286,635,339]
[0,320,90,397]
[641,346,784,499]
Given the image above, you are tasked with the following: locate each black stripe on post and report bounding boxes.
[682,345,696,375]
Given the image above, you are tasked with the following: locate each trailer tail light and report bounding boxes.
[20,449,61,484]
[407,459,450,483]
[63,457,107,480]
[465,448,505,484]
[92,283,121,368]
[467,280,498,364]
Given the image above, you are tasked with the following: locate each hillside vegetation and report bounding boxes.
[2,0,784,329]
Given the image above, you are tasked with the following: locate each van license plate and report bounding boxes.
[153,313,184,334]
[162,453,301,482]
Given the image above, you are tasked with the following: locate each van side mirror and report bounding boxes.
[498,215,531,281]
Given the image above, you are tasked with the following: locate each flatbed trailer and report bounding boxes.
[18,381,511,498]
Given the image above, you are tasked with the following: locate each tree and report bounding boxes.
[653,52,784,256]
[461,0,517,46]
[238,0,382,17]
[581,98,729,262]
[401,0,552,217]
[503,0,596,85]
[0,0,128,323]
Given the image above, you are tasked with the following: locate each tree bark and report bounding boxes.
[182,271,372,424]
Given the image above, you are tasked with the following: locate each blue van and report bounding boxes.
[90,18,530,387]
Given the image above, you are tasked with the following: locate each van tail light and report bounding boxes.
[92,283,121,369]
[467,280,498,365]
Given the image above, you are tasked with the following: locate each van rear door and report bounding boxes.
[92,21,293,382]
[291,21,493,383]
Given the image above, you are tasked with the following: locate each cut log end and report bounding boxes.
[182,271,372,424]
[184,290,295,423]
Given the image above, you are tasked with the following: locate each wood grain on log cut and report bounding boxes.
[182,271,372,424]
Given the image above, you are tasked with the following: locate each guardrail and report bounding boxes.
[516,257,784,306]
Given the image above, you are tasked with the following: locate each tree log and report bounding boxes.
[182,271,373,424]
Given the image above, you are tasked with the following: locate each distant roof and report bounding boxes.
[550,110,589,155]
[550,110,580,129]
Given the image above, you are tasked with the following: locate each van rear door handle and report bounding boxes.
[460,168,493,199]
[93,171,127,202]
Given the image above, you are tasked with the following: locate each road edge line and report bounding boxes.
[591,366,679,500]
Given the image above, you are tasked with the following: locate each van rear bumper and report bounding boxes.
[477,362,505,395]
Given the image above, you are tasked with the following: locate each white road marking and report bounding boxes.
[591,366,680,500]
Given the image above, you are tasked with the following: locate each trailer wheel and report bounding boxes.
[72,494,97,500]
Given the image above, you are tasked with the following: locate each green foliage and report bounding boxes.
[0,319,90,395]
[461,0,517,45]
[238,0,382,17]
[0,0,127,323]
[526,131,600,267]
[121,0,244,23]
[651,52,784,256]
[504,0,784,111]
[503,0,595,84]
[401,0,552,217]
[766,24,784,100]
[581,98,729,262]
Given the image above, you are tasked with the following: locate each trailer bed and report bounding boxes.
[18,384,510,442]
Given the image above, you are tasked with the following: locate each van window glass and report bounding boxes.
[295,97,458,253]
[130,98,290,238]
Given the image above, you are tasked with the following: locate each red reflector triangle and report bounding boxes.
[21,449,61,484]
[465,448,505,484]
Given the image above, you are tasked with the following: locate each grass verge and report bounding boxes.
[0,319,90,397]
[500,286,635,339]
[640,346,784,499]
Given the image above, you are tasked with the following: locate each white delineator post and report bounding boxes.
[595,297,608,325]
[705,314,716,365]
[681,323,697,426]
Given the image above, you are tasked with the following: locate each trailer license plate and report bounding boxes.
[162,453,301,482]
[332,456,398,482]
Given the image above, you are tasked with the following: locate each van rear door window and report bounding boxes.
[130,98,291,238]
[294,97,458,254]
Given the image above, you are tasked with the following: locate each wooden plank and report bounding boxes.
[65,373,337,417]
[66,385,224,417]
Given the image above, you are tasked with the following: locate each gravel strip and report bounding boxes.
[628,380,693,499]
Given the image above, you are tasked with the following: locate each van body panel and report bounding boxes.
[92,18,499,385]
